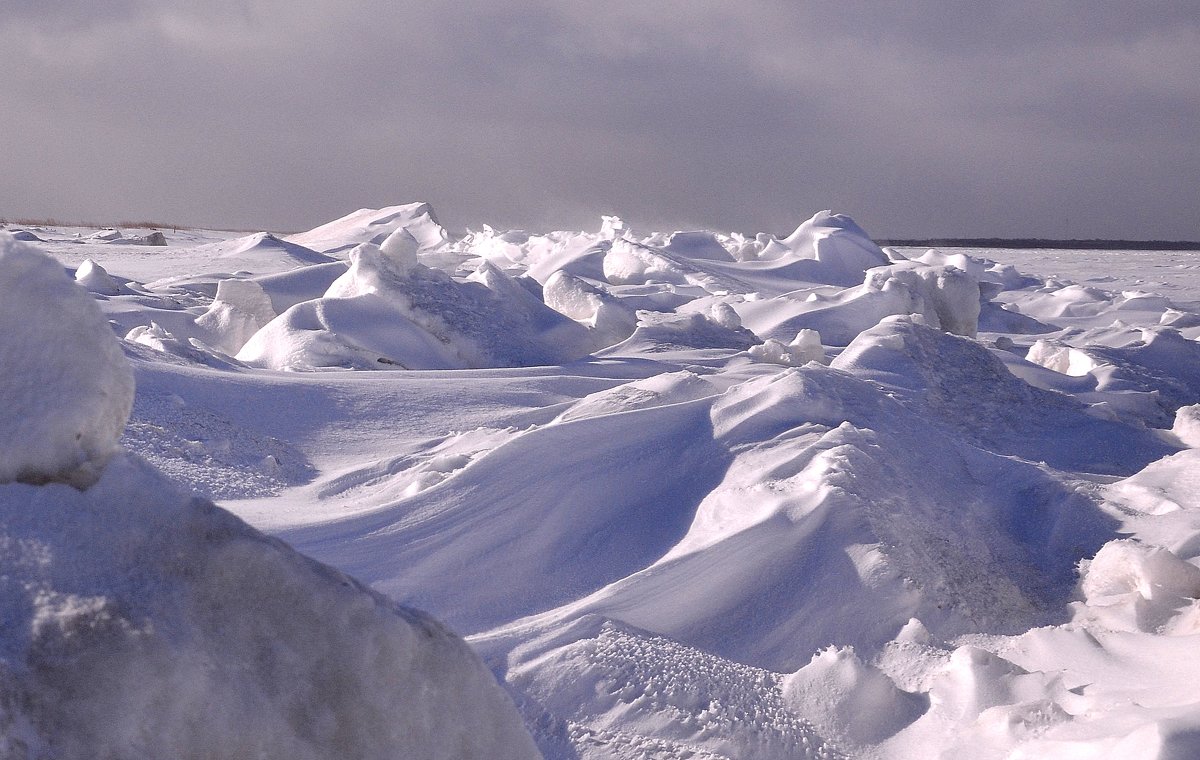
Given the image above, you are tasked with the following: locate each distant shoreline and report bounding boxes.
[880,238,1200,251]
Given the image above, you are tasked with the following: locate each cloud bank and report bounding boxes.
[2,1,1197,238]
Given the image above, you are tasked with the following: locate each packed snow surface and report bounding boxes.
[7,206,1200,759]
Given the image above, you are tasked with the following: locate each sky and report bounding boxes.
[2,1,1198,240]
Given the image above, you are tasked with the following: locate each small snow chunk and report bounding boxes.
[379,227,421,273]
[195,278,278,355]
[1173,405,1200,447]
[0,234,134,486]
[894,617,932,645]
[600,215,628,240]
[1079,539,1200,634]
[782,645,924,745]
[748,330,825,367]
[74,258,123,295]
[708,301,743,330]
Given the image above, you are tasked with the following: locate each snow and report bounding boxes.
[194,278,277,354]
[0,234,134,487]
[9,206,1200,759]
[0,457,538,759]
[286,202,449,255]
[0,236,538,758]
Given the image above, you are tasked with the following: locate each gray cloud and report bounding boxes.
[1,1,1197,239]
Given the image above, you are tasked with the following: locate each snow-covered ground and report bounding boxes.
[4,206,1200,758]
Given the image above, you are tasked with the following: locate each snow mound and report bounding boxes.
[1173,404,1200,447]
[0,235,134,487]
[239,242,590,370]
[125,322,240,369]
[1027,328,1200,426]
[195,278,278,355]
[74,259,127,296]
[1076,539,1200,633]
[250,261,349,313]
[542,270,637,351]
[5,229,43,242]
[782,646,924,746]
[745,261,981,346]
[603,311,760,355]
[770,211,890,285]
[505,619,839,760]
[748,329,825,366]
[188,232,334,274]
[832,317,1176,474]
[863,262,981,337]
[0,456,538,759]
[287,202,448,255]
[664,230,736,262]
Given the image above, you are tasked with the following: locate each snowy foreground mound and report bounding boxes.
[0,237,133,486]
[11,209,1200,759]
[0,235,536,759]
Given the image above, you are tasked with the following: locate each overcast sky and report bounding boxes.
[2,1,1198,239]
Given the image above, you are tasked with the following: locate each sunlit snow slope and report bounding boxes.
[9,205,1200,760]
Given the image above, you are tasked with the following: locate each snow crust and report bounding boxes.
[15,206,1200,759]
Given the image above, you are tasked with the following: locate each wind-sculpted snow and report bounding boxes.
[239,240,591,370]
[286,201,449,254]
[14,205,1200,759]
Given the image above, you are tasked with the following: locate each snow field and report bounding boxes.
[6,205,1200,758]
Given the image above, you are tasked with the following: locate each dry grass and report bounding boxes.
[1,216,191,231]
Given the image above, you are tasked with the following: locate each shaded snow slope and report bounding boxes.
[0,458,538,760]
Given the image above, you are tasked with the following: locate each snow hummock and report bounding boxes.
[782,646,924,746]
[287,202,448,255]
[773,210,890,284]
[0,234,134,487]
